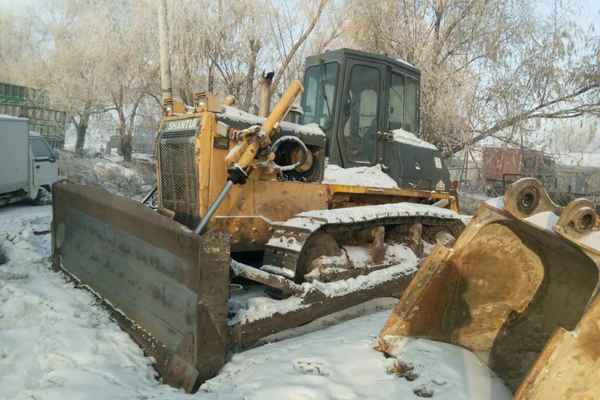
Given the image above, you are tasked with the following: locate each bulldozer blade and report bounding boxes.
[378,178,600,396]
[51,182,230,392]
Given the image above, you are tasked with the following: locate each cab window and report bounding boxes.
[404,78,419,133]
[388,73,405,130]
[30,137,54,160]
[343,65,380,162]
[301,62,338,129]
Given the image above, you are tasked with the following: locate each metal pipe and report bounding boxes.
[158,0,173,105]
[261,80,303,137]
[230,259,304,295]
[194,180,234,235]
[432,198,450,208]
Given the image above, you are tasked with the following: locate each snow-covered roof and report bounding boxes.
[323,164,398,188]
[554,152,600,168]
[392,129,438,150]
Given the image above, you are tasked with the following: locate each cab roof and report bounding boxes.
[304,48,420,77]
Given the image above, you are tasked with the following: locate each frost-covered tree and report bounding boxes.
[345,0,600,154]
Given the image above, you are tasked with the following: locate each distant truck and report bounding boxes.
[0,114,59,206]
[482,146,556,196]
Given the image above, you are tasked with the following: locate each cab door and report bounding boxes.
[338,61,383,167]
[29,136,58,187]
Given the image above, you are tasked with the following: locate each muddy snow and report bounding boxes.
[0,204,511,400]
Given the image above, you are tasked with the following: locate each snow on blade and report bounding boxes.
[323,163,398,188]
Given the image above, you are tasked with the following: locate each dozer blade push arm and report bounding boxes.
[194,80,303,235]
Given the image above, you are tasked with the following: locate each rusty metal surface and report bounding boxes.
[482,147,522,181]
[52,182,230,392]
[514,295,600,399]
[230,271,414,350]
[378,178,600,395]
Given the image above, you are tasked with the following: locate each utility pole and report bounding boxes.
[158,0,173,106]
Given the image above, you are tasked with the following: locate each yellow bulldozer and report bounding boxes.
[52,47,465,391]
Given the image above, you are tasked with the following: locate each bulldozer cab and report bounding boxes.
[302,48,420,166]
[302,49,448,191]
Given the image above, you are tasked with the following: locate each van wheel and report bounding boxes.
[32,187,52,205]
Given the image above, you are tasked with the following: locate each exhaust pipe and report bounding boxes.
[258,71,274,117]
[158,0,173,109]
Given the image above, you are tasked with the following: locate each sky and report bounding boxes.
[1,0,598,34]
[538,0,600,32]
[1,0,599,26]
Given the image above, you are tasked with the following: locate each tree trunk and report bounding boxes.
[243,38,261,111]
[74,112,90,156]
[116,109,131,161]
[208,60,215,94]
[120,133,133,162]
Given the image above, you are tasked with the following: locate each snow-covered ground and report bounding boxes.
[0,204,511,400]
[57,151,155,200]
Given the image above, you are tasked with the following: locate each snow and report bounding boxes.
[0,205,177,400]
[93,159,138,179]
[554,152,600,168]
[1,204,510,400]
[323,163,399,188]
[485,196,504,209]
[220,106,325,138]
[301,202,459,223]
[580,231,600,250]
[392,129,439,150]
[57,151,154,200]
[458,214,473,225]
[0,113,26,121]
[381,336,512,400]
[309,263,418,298]
[229,294,306,325]
[525,211,559,231]
[267,234,305,252]
[204,314,511,400]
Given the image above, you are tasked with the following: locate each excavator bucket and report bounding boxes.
[378,178,600,398]
[51,182,230,392]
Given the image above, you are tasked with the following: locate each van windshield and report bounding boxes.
[30,137,54,159]
[301,62,338,129]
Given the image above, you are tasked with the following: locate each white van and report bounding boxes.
[0,114,59,206]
